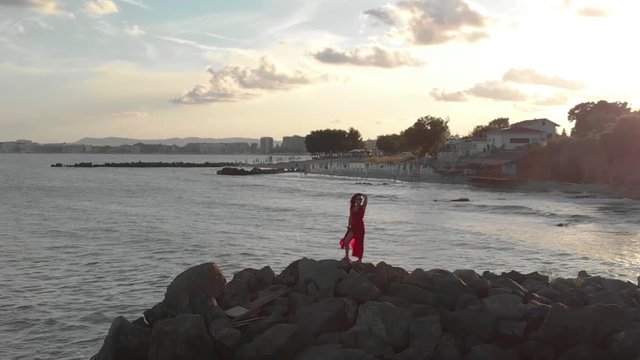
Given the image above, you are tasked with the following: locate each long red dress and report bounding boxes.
[339,206,366,259]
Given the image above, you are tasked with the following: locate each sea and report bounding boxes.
[0,153,638,359]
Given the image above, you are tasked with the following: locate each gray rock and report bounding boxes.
[92,316,150,360]
[483,293,525,319]
[385,282,437,306]
[369,262,408,290]
[489,278,527,298]
[405,269,471,298]
[250,323,307,359]
[465,343,516,360]
[336,270,382,303]
[609,328,640,360]
[276,259,301,287]
[409,315,441,352]
[516,340,554,360]
[293,344,376,360]
[495,319,526,338]
[296,258,347,301]
[536,303,630,349]
[434,332,462,360]
[163,262,226,316]
[220,279,250,309]
[297,298,353,336]
[557,343,613,360]
[147,314,215,360]
[356,301,412,350]
[441,308,495,342]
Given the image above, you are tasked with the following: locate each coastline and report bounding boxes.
[265,158,638,200]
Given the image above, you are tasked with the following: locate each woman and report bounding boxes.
[339,193,367,262]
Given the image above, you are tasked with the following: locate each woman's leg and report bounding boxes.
[341,230,354,260]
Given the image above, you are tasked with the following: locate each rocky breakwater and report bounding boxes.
[91,259,640,360]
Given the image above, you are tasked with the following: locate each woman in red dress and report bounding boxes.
[339,193,367,262]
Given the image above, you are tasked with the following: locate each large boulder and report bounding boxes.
[91,316,150,360]
[293,344,375,360]
[147,314,216,360]
[385,282,437,306]
[483,293,525,319]
[355,301,412,350]
[296,258,348,300]
[297,297,355,336]
[335,270,382,303]
[465,343,517,360]
[536,303,630,350]
[408,315,441,353]
[236,323,308,360]
[609,328,640,360]
[163,262,226,315]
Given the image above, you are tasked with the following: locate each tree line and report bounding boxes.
[305,116,450,156]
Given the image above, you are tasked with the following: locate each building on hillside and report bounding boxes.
[281,135,306,152]
[260,137,274,154]
[438,136,487,163]
[486,118,559,151]
[511,118,559,138]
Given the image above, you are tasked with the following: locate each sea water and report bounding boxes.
[0,153,638,359]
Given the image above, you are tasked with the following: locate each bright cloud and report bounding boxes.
[0,0,59,14]
[124,25,144,36]
[503,69,585,90]
[172,57,322,104]
[84,0,118,16]
[311,45,424,68]
[430,88,468,102]
[365,0,489,45]
[433,81,529,102]
[577,7,609,17]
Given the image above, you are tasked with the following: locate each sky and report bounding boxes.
[0,0,638,143]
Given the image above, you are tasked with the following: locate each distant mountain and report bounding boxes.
[73,137,275,146]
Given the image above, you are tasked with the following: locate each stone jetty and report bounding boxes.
[51,161,236,168]
[91,258,640,360]
[216,167,289,175]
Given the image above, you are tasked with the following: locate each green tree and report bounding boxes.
[346,127,364,150]
[304,128,354,153]
[401,116,450,156]
[470,117,509,137]
[568,100,631,137]
[376,134,404,154]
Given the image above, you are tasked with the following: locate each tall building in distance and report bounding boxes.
[281,135,306,153]
[260,136,274,154]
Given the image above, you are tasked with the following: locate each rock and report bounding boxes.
[441,308,495,342]
[405,269,471,299]
[369,261,408,290]
[483,293,525,319]
[335,270,382,303]
[453,270,489,298]
[220,279,250,309]
[385,282,437,306]
[524,300,551,332]
[276,259,301,287]
[489,278,527,299]
[163,262,226,316]
[495,319,526,338]
[356,301,412,350]
[433,332,463,360]
[609,328,640,360]
[293,344,375,360]
[536,304,630,351]
[296,258,347,301]
[450,197,470,202]
[500,270,527,284]
[92,316,150,360]
[408,315,441,352]
[465,343,516,360]
[147,314,215,360]
[516,340,554,360]
[249,323,308,359]
[557,343,613,360]
[297,298,354,336]
[232,266,275,293]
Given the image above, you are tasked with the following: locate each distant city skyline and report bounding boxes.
[1,0,638,143]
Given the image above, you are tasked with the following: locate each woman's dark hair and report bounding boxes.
[350,193,363,207]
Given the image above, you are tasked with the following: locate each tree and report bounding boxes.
[305,128,363,153]
[401,115,449,156]
[346,127,364,150]
[470,117,509,137]
[376,134,403,154]
[568,100,631,137]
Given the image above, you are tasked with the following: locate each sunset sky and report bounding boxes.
[0,0,637,143]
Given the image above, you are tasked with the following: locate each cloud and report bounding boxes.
[365,0,489,45]
[577,7,609,17]
[363,8,396,25]
[84,0,118,16]
[0,0,59,14]
[430,88,468,101]
[432,81,528,102]
[502,68,584,90]
[534,94,570,106]
[119,0,148,10]
[311,45,424,68]
[467,81,528,101]
[112,110,149,118]
[172,57,321,104]
[124,25,144,36]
